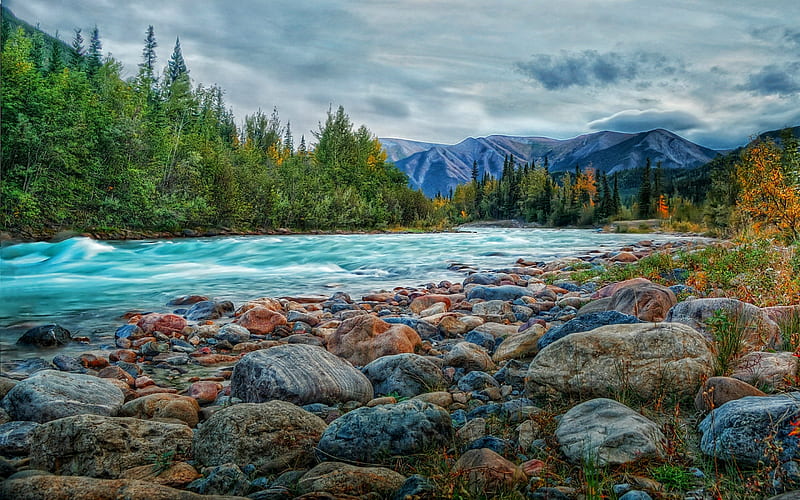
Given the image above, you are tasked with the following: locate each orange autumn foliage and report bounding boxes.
[736,140,800,240]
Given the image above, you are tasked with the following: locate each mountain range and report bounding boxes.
[381,129,722,197]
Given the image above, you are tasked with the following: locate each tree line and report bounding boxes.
[1,22,438,236]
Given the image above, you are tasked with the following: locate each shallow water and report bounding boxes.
[0,228,700,360]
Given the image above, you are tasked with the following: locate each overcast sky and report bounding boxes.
[7,0,800,149]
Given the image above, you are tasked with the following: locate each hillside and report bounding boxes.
[381,129,721,197]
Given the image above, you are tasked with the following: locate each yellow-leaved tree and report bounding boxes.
[736,138,800,241]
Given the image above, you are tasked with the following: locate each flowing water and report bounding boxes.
[0,227,702,360]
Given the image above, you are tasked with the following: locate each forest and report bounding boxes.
[2,12,799,241]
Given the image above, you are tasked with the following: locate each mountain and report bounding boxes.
[380,129,721,197]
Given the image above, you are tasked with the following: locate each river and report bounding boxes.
[0,227,702,359]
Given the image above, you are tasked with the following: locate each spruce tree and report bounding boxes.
[139,25,157,80]
[86,26,102,76]
[612,174,621,215]
[69,28,84,70]
[48,35,64,73]
[637,158,653,218]
[167,36,188,84]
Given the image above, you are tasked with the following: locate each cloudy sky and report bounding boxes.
[7,0,800,149]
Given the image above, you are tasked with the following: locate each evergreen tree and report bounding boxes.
[472,160,482,218]
[69,28,84,70]
[612,174,621,215]
[139,25,157,81]
[47,34,64,73]
[653,160,663,213]
[86,26,102,76]
[637,158,653,218]
[167,36,188,84]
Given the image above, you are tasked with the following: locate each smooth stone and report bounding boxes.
[214,324,251,345]
[184,300,234,321]
[187,463,250,497]
[466,285,534,302]
[492,324,545,362]
[537,311,640,350]
[193,401,327,474]
[296,462,406,497]
[732,351,799,390]
[526,323,714,399]
[363,353,446,398]
[136,313,187,335]
[235,307,287,335]
[694,376,767,412]
[327,314,421,366]
[122,461,201,488]
[556,398,666,466]
[230,344,373,405]
[29,414,193,478]
[453,448,527,494]
[1,370,125,423]
[316,399,452,464]
[381,317,439,339]
[699,392,800,467]
[457,371,499,392]
[117,393,200,428]
[471,300,516,323]
[16,324,71,347]
[443,342,495,372]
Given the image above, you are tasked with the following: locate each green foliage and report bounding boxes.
[1,25,441,235]
[651,463,696,491]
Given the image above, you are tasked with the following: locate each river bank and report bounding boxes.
[1,236,798,499]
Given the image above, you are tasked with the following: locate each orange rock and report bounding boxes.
[610,251,639,263]
[192,354,240,366]
[188,381,221,404]
[122,461,201,487]
[137,313,187,335]
[97,366,135,387]
[132,336,157,348]
[410,294,452,314]
[109,349,138,363]
[135,376,155,389]
[327,314,422,366]
[235,306,287,334]
[136,386,178,397]
[235,297,283,316]
[79,353,109,369]
[591,277,652,299]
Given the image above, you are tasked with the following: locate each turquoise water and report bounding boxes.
[0,228,699,358]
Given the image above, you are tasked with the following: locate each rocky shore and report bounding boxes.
[1,239,799,499]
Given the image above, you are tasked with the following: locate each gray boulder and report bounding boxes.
[0,420,40,455]
[193,401,327,474]
[297,462,406,497]
[537,311,640,350]
[317,399,452,464]
[230,344,373,405]
[665,297,781,349]
[527,323,714,399]
[466,285,534,302]
[29,414,193,478]
[16,324,71,347]
[699,393,800,467]
[556,398,666,466]
[1,370,125,423]
[363,353,445,398]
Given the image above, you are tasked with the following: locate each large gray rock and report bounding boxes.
[699,393,800,467]
[317,399,452,464]
[230,344,373,405]
[193,401,327,474]
[556,398,666,466]
[363,353,446,398]
[0,420,40,455]
[537,311,640,350]
[1,370,125,423]
[526,323,714,399]
[0,475,248,500]
[443,342,496,372]
[16,324,72,347]
[29,414,193,478]
[665,297,781,349]
[466,285,534,302]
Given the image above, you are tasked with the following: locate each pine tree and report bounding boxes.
[653,160,663,214]
[472,160,482,218]
[139,25,157,81]
[612,174,621,215]
[167,36,188,84]
[637,158,653,218]
[69,28,84,70]
[86,26,102,76]
[47,35,64,73]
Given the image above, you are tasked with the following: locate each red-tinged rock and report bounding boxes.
[136,313,187,335]
[131,336,157,348]
[235,297,283,316]
[79,353,109,369]
[591,277,652,299]
[135,376,155,389]
[522,459,546,476]
[193,354,240,366]
[168,295,209,306]
[97,366,135,387]
[611,251,639,263]
[327,315,421,366]
[136,386,178,397]
[362,292,395,302]
[188,381,221,404]
[546,285,569,295]
[109,349,138,363]
[235,307,287,335]
[410,295,452,314]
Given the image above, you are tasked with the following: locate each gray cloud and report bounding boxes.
[739,63,800,96]
[588,109,704,133]
[367,97,411,119]
[514,50,680,90]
